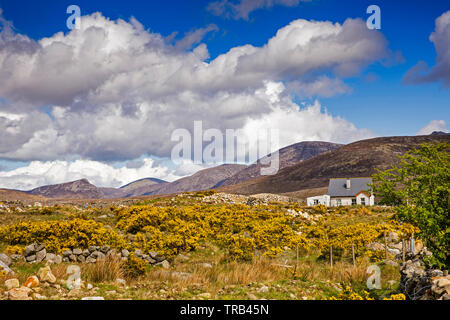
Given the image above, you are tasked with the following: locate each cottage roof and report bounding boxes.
[328,178,373,197]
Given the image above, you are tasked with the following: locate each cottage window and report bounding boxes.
[336,199,342,206]
[361,198,366,206]
[352,198,357,206]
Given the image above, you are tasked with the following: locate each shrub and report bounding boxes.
[122,253,148,278]
[0,219,127,253]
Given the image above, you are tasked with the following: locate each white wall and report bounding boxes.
[307,195,330,206]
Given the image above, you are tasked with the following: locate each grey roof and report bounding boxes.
[328,178,373,197]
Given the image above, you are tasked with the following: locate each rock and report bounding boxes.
[45,253,56,262]
[69,254,77,262]
[0,253,11,266]
[32,293,47,300]
[87,283,93,290]
[134,249,143,257]
[55,255,63,264]
[92,251,106,261]
[10,254,24,262]
[37,266,56,283]
[0,260,14,275]
[257,285,269,293]
[161,260,170,269]
[82,296,104,300]
[36,248,47,262]
[8,287,32,300]
[25,255,36,263]
[73,248,82,255]
[77,255,86,263]
[24,244,36,256]
[82,249,90,257]
[62,250,72,257]
[35,244,45,252]
[24,276,40,288]
[88,246,97,253]
[121,249,130,258]
[149,251,158,259]
[387,248,401,255]
[441,293,450,300]
[116,278,126,286]
[105,290,117,295]
[200,263,213,268]
[100,246,110,254]
[86,257,96,264]
[5,278,20,290]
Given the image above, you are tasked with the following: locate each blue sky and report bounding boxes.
[0,0,449,189]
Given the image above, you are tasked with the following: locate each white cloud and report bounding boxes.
[0,158,189,190]
[207,0,309,20]
[417,120,448,135]
[404,11,450,87]
[0,11,390,166]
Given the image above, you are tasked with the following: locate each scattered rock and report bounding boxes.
[73,248,83,255]
[5,278,20,290]
[0,260,14,275]
[81,296,104,300]
[24,244,36,257]
[37,266,57,284]
[116,278,126,286]
[8,287,32,300]
[24,276,40,288]
[25,255,36,263]
[257,285,269,293]
[0,253,11,266]
[161,260,170,269]
[32,293,47,300]
[36,248,47,262]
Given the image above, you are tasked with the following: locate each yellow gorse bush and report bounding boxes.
[114,204,309,260]
[0,218,127,253]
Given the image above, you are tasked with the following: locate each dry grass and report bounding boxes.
[81,256,124,283]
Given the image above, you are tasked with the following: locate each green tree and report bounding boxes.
[372,142,449,268]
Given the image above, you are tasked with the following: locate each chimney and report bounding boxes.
[346,179,351,189]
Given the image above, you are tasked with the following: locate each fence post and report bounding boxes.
[330,246,333,268]
[410,233,415,255]
[352,243,356,267]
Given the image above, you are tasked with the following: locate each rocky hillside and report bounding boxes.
[151,164,247,195]
[218,141,342,187]
[220,134,450,195]
[28,179,104,199]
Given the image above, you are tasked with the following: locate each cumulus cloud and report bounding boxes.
[0,11,390,167]
[207,0,309,20]
[0,158,191,190]
[417,120,449,135]
[404,11,450,87]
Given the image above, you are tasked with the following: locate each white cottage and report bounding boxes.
[307,177,375,207]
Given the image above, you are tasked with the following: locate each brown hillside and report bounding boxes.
[219,134,450,195]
